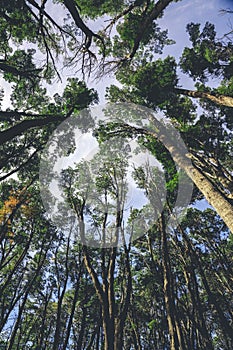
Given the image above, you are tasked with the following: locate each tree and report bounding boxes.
[106,20,233,233]
[0,78,98,182]
[59,142,134,350]
[1,1,233,349]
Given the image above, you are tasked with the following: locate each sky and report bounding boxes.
[1,0,232,240]
[1,0,232,107]
[157,0,233,88]
[92,0,233,98]
[86,0,233,100]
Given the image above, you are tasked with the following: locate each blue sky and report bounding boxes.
[89,0,233,100]
[155,0,233,89]
[1,0,232,105]
[1,0,232,241]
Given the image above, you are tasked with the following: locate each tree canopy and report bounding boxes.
[0,1,233,349]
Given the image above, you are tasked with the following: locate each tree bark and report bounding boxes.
[62,256,83,350]
[63,0,102,49]
[160,215,180,350]
[182,164,233,233]
[129,0,173,59]
[37,289,53,350]
[114,245,132,350]
[116,122,233,232]
[174,87,233,108]
[180,229,233,342]
[0,61,42,79]
[52,238,70,350]
[0,115,65,146]
[181,256,214,349]
[6,244,49,350]
[79,221,115,350]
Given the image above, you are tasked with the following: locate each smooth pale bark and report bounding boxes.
[132,118,233,233]
[174,88,233,108]
[184,166,233,232]
[191,153,233,200]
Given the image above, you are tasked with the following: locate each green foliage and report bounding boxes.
[74,0,125,19]
[1,2,233,349]
[116,11,169,51]
[0,0,38,44]
[61,78,99,111]
[180,21,233,81]
[112,56,178,108]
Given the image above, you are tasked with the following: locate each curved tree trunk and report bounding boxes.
[143,122,233,233]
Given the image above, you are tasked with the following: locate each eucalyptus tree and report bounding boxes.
[0,182,60,349]
[106,19,233,233]
[1,1,233,349]
[0,77,98,182]
[58,144,134,350]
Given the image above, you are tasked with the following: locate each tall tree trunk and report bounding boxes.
[80,218,115,350]
[144,122,233,233]
[195,256,233,341]
[121,122,233,232]
[129,314,142,350]
[62,259,83,350]
[114,242,132,350]
[160,215,180,350]
[182,262,214,349]
[86,315,102,350]
[181,229,233,342]
[166,154,233,233]
[52,237,70,350]
[174,87,233,108]
[102,312,114,350]
[36,289,53,350]
[170,231,214,350]
[76,307,87,350]
[7,246,48,350]
[75,192,130,350]
[182,164,233,232]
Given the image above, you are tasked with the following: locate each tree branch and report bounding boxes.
[127,0,173,60]
[174,87,233,108]
[0,61,42,79]
[0,112,71,146]
[63,0,103,50]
